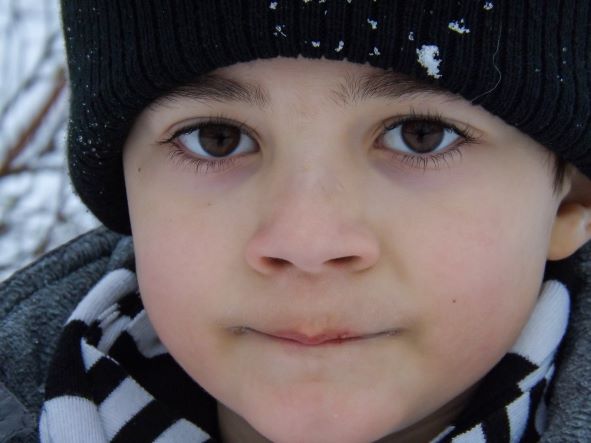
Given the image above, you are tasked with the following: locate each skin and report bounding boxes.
[123,58,591,443]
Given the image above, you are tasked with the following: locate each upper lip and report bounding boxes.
[257,329,396,345]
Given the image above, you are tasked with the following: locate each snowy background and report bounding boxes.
[0,0,98,282]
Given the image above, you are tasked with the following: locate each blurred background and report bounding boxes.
[0,0,98,282]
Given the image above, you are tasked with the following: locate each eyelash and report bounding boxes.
[160,112,480,174]
[161,115,254,174]
[378,110,479,171]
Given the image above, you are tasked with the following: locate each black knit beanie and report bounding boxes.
[60,0,591,234]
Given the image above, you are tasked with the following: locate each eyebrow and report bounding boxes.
[152,69,460,110]
[152,74,270,109]
[332,71,461,106]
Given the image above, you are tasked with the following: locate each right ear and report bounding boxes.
[547,202,591,261]
[547,171,591,261]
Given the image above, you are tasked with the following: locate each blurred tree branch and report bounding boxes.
[0,1,97,281]
[0,66,66,177]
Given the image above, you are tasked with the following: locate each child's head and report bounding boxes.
[61,2,591,442]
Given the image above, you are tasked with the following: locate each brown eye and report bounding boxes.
[382,119,462,155]
[401,121,445,153]
[198,124,241,157]
[178,123,257,158]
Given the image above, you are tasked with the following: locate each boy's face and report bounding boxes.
[124,58,570,443]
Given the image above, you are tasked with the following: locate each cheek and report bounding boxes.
[126,148,245,301]
[131,218,244,388]
[124,144,262,377]
[393,180,555,370]
[132,203,238,315]
[127,183,243,367]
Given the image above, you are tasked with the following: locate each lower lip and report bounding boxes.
[232,328,399,347]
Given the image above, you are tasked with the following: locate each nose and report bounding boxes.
[244,170,381,276]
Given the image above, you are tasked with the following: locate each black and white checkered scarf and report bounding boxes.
[40,268,570,442]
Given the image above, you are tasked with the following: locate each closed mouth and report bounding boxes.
[230,327,399,346]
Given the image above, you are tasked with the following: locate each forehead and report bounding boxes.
[151,58,464,111]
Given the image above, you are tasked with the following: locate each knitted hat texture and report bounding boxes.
[60,0,591,234]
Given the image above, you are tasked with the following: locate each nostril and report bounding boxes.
[263,257,291,268]
[263,256,358,270]
[258,255,365,272]
[245,225,381,275]
[329,256,359,266]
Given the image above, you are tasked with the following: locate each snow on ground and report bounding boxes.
[0,0,98,282]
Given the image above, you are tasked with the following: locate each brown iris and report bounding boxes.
[198,124,242,157]
[401,121,445,153]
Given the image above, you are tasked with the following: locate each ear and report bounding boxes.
[547,171,591,261]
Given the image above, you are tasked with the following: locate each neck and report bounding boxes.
[217,403,272,443]
[374,386,476,443]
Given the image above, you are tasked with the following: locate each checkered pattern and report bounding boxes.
[39,269,569,442]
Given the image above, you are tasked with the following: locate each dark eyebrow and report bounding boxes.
[152,73,270,109]
[330,70,461,106]
[151,69,460,110]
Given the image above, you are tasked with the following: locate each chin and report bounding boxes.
[236,391,402,443]
[253,420,390,443]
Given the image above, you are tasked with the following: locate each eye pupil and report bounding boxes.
[199,124,241,157]
[401,121,444,153]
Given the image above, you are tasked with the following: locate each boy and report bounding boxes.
[1,1,590,442]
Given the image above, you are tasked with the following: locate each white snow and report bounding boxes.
[369,47,381,56]
[448,19,470,34]
[484,2,494,10]
[416,45,442,79]
[273,25,287,37]
[0,0,98,281]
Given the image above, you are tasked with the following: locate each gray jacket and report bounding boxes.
[0,227,590,442]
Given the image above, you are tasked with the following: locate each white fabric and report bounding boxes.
[40,396,108,443]
[154,420,211,443]
[99,378,153,440]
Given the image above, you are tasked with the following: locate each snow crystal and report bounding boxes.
[335,40,344,52]
[369,47,381,56]
[367,19,378,30]
[416,45,442,79]
[273,25,287,37]
[408,32,415,41]
[311,40,321,47]
[448,19,470,34]
[269,1,278,9]
[484,2,494,10]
